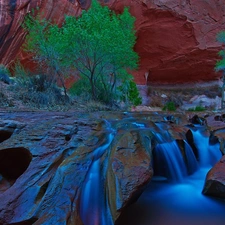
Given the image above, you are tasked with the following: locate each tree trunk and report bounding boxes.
[222,74,225,109]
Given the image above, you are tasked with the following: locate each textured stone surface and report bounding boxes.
[0,111,155,224]
[202,155,225,198]
[1,110,225,224]
[107,0,225,84]
[0,0,225,84]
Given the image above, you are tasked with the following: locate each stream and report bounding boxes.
[116,126,225,225]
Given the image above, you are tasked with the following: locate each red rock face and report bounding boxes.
[107,0,225,84]
[0,0,224,84]
[0,0,86,68]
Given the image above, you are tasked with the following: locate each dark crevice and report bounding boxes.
[0,147,32,180]
[7,217,38,225]
[186,130,199,160]
[0,130,13,143]
[35,180,50,204]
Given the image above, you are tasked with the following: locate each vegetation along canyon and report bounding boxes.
[1,0,225,225]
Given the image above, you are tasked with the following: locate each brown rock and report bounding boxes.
[0,111,155,224]
[202,155,225,198]
[107,128,153,221]
[1,0,225,84]
[206,114,225,154]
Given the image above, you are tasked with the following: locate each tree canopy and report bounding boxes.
[23,0,141,106]
[215,31,225,108]
[215,31,225,72]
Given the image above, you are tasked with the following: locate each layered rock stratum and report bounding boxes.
[0,0,224,84]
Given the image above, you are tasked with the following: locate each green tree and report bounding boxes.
[23,0,139,106]
[23,11,70,99]
[215,31,225,109]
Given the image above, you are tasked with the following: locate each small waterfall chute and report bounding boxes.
[153,140,187,182]
[183,141,198,175]
[191,129,222,167]
[79,130,115,225]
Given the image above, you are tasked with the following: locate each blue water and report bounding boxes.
[79,131,114,225]
[154,141,188,182]
[117,128,225,225]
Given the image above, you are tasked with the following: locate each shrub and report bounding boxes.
[11,63,68,108]
[127,81,142,106]
[149,95,164,107]
[162,101,176,111]
[0,65,11,84]
[187,105,206,112]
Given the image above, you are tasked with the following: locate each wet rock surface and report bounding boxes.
[0,111,155,224]
[203,155,225,198]
[0,111,225,224]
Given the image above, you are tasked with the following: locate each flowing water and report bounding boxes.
[117,127,225,225]
[79,130,115,225]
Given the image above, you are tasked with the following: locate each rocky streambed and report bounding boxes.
[0,110,225,225]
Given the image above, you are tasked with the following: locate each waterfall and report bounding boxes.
[184,141,198,174]
[79,131,114,225]
[117,126,225,225]
[191,129,222,167]
[154,141,187,182]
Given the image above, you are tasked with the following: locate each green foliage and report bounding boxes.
[215,31,225,108]
[162,102,176,111]
[187,105,206,112]
[23,12,69,98]
[127,81,142,106]
[69,78,92,100]
[23,0,139,106]
[215,31,225,72]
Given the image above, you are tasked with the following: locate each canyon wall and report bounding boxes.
[0,0,224,84]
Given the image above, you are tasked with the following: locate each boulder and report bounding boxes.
[202,155,225,198]
[107,128,153,221]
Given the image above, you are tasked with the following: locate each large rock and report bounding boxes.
[202,155,225,198]
[0,0,224,84]
[0,111,154,224]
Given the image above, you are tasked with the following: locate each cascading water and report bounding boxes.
[79,128,115,225]
[153,123,198,182]
[153,141,188,182]
[184,140,199,174]
[191,129,222,167]
[117,126,225,225]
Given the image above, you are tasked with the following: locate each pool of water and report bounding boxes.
[116,168,225,225]
[116,127,225,225]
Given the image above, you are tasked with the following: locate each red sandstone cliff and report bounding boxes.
[0,0,224,84]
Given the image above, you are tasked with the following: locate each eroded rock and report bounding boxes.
[0,110,223,224]
[0,111,155,224]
